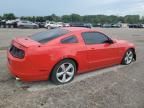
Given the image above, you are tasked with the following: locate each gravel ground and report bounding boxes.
[0,28,144,108]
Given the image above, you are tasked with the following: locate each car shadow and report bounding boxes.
[14,65,125,92]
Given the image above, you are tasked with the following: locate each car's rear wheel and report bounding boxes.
[33,25,38,29]
[19,25,24,29]
[51,59,76,85]
[122,49,134,65]
[47,26,51,29]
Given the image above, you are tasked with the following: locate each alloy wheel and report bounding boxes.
[124,50,134,64]
[56,63,75,83]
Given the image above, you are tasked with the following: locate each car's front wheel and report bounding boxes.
[51,59,76,85]
[122,49,134,65]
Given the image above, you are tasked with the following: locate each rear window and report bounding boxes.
[30,28,69,43]
[61,36,78,43]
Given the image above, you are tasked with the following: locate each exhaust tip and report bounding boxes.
[16,77,20,81]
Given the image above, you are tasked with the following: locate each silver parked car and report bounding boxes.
[17,21,39,29]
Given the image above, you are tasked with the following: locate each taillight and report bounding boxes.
[9,45,25,59]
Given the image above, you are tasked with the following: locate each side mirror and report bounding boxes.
[105,39,114,44]
[112,40,117,43]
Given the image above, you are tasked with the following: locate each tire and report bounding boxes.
[33,25,38,29]
[51,59,76,85]
[47,26,51,29]
[122,49,134,65]
[18,25,24,29]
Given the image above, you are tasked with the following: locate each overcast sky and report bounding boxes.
[0,0,144,16]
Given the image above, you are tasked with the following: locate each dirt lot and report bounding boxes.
[0,28,144,108]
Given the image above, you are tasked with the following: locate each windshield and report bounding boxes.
[30,28,69,43]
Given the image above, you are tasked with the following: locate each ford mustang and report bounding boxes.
[7,27,136,84]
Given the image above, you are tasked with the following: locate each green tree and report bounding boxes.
[43,16,52,21]
[4,13,143,25]
[51,14,61,21]
[35,16,45,22]
[140,16,144,23]
[20,16,27,20]
[26,16,33,21]
[70,14,82,22]
[124,15,140,24]
[3,13,16,20]
[43,14,60,22]
[62,15,71,23]
[83,15,95,23]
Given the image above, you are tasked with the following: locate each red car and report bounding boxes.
[7,27,136,84]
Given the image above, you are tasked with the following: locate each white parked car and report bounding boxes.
[6,20,17,25]
[63,23,70,27]
[44,21,63,29]
[141,24,144,28]
[17,21,39,29]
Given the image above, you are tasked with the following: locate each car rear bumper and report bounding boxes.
[7,51,49,82]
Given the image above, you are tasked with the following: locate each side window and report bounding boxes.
[61,36,78,44]
[82,32,109,44]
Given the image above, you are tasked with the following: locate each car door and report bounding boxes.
[23,21,29,28]
[81,32,120,70]
[27,22,33,28]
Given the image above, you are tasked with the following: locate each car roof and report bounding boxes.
[63,27,91,32]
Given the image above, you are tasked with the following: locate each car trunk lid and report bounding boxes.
[14,37,41,48]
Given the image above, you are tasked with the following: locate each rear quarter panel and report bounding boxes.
[27,32,89,77]
[115,40,135,61]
